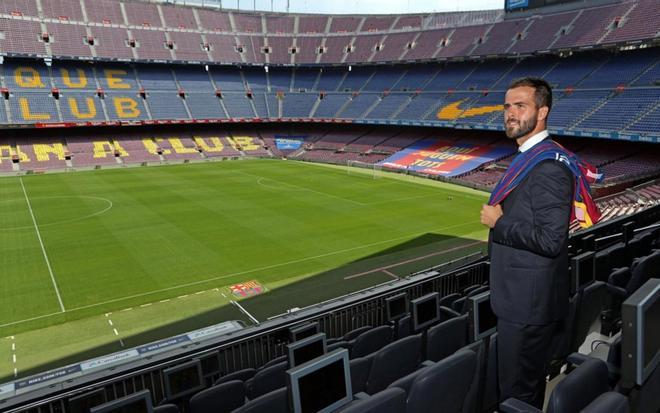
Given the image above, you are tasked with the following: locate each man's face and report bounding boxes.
[503,86,539,140]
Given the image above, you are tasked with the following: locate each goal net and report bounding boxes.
[346,160,382,179]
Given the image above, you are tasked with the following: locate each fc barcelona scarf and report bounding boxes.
[488,139,603,228]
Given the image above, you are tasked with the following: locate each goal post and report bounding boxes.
[346,160,382,179]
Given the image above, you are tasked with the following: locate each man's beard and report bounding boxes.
[505,116,537,139]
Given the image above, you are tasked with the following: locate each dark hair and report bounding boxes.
[508,77,553,111]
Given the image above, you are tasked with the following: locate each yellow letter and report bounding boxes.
[231,136,260,151]
[93,141,117,158]
[113,97,140,118]
[143,138,163,155]
[15,146,31,162]
[0,145,15,164]
[169,138,197,154]
[111,141,129,157]
[33,144,66,161]
[68,97,97,119]
[19,98,50,121]
[14,67,45,88]
[193,136,224,153]
[60,68,88,88]
[105,69,131,89]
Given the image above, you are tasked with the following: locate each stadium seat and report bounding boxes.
[402,348,477,413]
[337,387,407,413]
[327,340,350,352]
[582,392,629,413]
[246,361,288,399]
[364,334,423,394]
[261,355,287,370]
[425,313,468,362]
[349,356,373,394]
[438,292,461,309]
[190,380,245,413]
[215,368,256,386]
[350,325,393,358]
[570,281,607,352]
[232,387,288,413]
[342,325,373,342]
[500,358,610,413]
[394,315,412,340]
[154,404,179,413]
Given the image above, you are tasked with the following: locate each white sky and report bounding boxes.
[182,0,504,14]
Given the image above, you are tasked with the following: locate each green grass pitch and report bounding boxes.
[0,159,489,380]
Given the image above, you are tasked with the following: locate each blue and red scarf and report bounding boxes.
[488,139,603,228]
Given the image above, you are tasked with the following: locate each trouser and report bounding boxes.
[497,319,559,409]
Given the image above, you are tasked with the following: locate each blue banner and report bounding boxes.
[275,135,306,150]
[507,0,529,9]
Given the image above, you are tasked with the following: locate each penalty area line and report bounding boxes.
[19,177,65,313]
[344,240,484,280]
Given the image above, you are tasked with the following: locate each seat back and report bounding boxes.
[395,315,412,340]
[261,355,287,370]
[571,281,607,352]
[627,250,660,296]
[343,326,373,342]
[233,388,288,413]
[594,249,610,282]
[214,368,256,386]
[546,358,609,413]
[406,349,477,413]
[425,314,468,362]
[366,334,422,394]
[153,404,179,413]
[249,361,288,399]
[438,293,461,309]
[336,387,406,413]
[189,380,245,413]
[351,325,393,358]
[582,392,629,413]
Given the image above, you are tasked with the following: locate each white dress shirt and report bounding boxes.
[518,130,549,153]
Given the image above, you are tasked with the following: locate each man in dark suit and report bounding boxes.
[480,78,574,409]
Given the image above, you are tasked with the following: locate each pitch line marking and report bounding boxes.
[245,171,365,206]
[19,177,65,313]
[0,196,113,231]
[344,240,484,280]
[231,301,259,324]
[382,269,399,279]
[0,221,480,328]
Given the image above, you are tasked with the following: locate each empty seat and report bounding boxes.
[365,334,422,394]
[438,292,461,308]
[153,404,179,413]
[232,387,288,413]
[404,349,477,413]
[582,392,629,413]
[343,325,373,342]
[350,325,393,358]
[337,387,407,413]
[190,380,245,413]
[215,368,256,386]
[246,361,287,399]
[500,358,610,413]
[261,355,287,370]
[425,314,468,362]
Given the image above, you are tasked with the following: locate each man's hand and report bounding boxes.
[481,204,503,229]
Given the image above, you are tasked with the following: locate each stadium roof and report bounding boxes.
[156,0,503,14]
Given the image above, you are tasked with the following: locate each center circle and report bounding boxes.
[0,196,113,230]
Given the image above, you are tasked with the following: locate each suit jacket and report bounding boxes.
[488,157,574,325]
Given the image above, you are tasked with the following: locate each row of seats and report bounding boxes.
[1,0,657,64]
